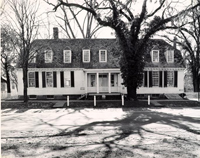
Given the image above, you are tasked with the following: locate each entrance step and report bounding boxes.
[53,101,65,108]
[77,94,87,100]
[164,94,183,100]
[151,101,164,107]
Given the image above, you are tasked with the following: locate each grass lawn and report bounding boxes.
[158,100,200,107]
[1,99,200,109]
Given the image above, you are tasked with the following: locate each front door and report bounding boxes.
[99,74,108,92]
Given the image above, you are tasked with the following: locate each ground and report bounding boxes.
[1,107,200,158]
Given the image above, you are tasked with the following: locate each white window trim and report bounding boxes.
[63,50,72,63]
[28,72,35,88]
[167,71,174,87]
[152,71,159,87]
[99,50,107,62]
[167,50,174,63]
[45,50,53,63]
[46,72,53,88]
[151,50,159,63]
[82,49,90,63]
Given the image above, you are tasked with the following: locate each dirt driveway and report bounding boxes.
[1,108,200,158]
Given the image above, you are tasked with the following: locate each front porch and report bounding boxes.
[84,70,122,94]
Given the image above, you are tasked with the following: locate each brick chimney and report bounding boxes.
[173,37,177,49]
[53,27,59,39]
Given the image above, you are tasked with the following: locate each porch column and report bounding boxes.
[39,71,42,88]
[97,72,99,94]
[108,72,111,93]
[85,72,87,93]
[57,71,60,88]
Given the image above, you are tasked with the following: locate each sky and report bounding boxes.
[1,0,194,40]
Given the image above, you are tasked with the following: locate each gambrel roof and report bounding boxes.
[23,38,184,69]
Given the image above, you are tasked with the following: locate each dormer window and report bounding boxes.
[99,50,107,62]
[152,50,159,62]
[29,51,36,63]
[63,50,71,63]
[45,49,53,63]
[83,49,90,62]
[167,50,174,63]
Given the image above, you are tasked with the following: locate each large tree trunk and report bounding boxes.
[127,85,137,101]
[192,69,199,92]
[23,67,28,103]
[5,63,11,98]
[193,77,199,92]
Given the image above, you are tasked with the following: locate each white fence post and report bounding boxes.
[94,96,96,106]
[122,94,124,106]
[67,96,69,106]
[148,95,150,105]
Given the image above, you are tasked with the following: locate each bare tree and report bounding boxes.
[164,0,200,92]
[46,0,102,39]
[4,0,40,102]
[47,0,199,100]
[1,24,18,97]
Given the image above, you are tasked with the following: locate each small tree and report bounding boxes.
[48,0,199,100]
[1,25,18,97]
[4,0,40,102]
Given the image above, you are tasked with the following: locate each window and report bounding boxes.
[63,50,71,63]
[45,50,53,63]
[30,57,36,63]
[46,72,53,87]
[28,72,35,87]
[60,71,75,88]
[167,50,174,62]
[152,50,159,62]
[167,71,174,87]
[29,51,36,63]
[152,71,159,86]
[83,49,90,62]
[99,50,107,62]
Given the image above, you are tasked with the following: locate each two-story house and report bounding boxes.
[16,28,185,99]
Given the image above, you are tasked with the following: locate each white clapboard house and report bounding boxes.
[16,28,185,99]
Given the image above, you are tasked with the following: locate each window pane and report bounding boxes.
[45,50,52,63]
[153,51,159,62]
[29,72,35,78]
[167,71,174,86]
[29,79,35,87]
[29,72,35,87]
[83,50,90,62]
[168,51,173,62]
[100,50,106,62]
[64,50,71,63]
[152,71,159,86]
[46,72,53,87]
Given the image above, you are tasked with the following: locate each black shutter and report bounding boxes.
[164,71,167,87]
[159,71,162,87]
[42,72,46,88]
[35,72,39,88]
[71,71,74,87]
[144,71,147,87]
[174,71,178,87]
[149,71,152,87]
[60,71,64,87]
[53,71,57,87]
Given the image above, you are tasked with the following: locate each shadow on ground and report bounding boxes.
[2,108,200,158]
